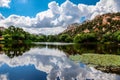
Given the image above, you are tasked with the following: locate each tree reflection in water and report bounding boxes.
[0,43,120,80]
[0,44,31,58]
[1,43,120,58]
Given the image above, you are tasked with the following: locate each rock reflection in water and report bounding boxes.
[0,45,120,80]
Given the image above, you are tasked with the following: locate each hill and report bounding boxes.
[62,12,120,37]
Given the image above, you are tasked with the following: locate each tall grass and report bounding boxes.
[70,54,120,67]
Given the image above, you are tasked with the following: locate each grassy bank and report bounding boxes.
[70,54,120,66]
[70,54,120,74]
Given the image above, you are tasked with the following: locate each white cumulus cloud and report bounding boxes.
[0,13,5,20]
[0,0,11,8]
[0,0,120,34]
[0,74,8,80]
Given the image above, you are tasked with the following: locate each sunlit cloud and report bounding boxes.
[0,0,120,34]
[0,74,8,80]
[0,0,11,8]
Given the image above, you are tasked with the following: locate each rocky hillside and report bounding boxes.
[61,12,120,37]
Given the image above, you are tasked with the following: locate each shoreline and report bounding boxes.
[70,54,120,75]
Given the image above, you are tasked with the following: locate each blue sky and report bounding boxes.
[0,0,119,34]
[0,0,100,17]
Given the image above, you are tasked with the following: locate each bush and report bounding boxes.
[74,33,97,43]
[65,36,73,42]
[47,35,58,42]
[101,32,113,42]
[117,35,120,42]
[113,31,120,42]
[38,35,46,42]
[59,34,72,42]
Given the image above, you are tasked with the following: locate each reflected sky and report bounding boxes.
[0,45,120,80]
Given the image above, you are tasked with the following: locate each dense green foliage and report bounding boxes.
[73,33,97,43]
[59,34,73,42]
[2,26,31,44]
[1,26,120,43]
[0,26,73,43]
[47,35,58,42]
[0,26,48,44]
[29,34,46,42]
[72,31,120,43]
[101,32,113,42]
[113,31,120,42]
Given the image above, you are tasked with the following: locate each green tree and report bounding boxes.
[74,34,84,43]
[101,32,113,42]
[74,33,97,43]
[29,34,37,42]
[3,26,32,44]
[65,36,73,42]
[47,35,58,42]
[117,35,120,42]
[0,30,2,36]
[113,31,120,42]
[3,34,12,42]
[59,34,72,42]
[37,35,46,42]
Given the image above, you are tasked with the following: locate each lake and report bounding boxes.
[0,42,120,80]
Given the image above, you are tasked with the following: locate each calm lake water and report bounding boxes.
[0,42,120,80]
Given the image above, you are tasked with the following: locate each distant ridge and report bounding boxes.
[61,12,120,37]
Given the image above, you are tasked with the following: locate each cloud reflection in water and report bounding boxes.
[0,47,120,80]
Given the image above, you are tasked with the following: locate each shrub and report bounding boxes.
[101,32,113,42]
[47,35,58,42]
[59,34,72,42]
[113,31,120,42]
[74,33,97,43]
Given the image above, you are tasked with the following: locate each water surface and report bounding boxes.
[0,43,120,80]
